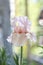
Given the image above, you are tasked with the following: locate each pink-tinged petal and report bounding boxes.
[12,33,27,46]
[14,26,26,33]
[11,16,31,30]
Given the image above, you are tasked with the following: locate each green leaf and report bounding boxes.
[13,54,19,65]
[0,48,6,65]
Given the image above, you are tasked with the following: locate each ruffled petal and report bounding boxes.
[7,16,36,46]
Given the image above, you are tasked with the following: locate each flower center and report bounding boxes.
[14,26,28,34]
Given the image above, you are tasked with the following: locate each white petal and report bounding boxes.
[26,33,31,39]
[30,33,37,42]
[26,33,37,42]
[12,33,27,46]
[7,36,12,43]
[7,33,13,43]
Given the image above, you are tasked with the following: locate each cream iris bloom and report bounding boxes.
[7,16,36,46]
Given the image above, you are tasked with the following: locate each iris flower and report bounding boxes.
[7,16,36,46]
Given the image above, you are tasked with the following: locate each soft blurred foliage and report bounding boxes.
[13,53,19,65]
[9,0,43,65]
[14,0,43,59]
[0,48,6,65]
[15,0,26,16]
[0,48,18,65]
[28,0,43,33]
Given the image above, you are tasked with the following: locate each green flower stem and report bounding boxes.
[20,46,23,65]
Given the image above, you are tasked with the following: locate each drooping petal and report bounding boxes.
[7,33,12,43]
[26,33,37,42]
[12,33,27,46]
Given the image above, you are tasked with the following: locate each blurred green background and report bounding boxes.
[12,0,43,65]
